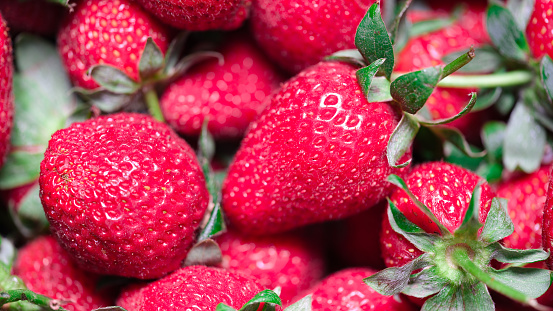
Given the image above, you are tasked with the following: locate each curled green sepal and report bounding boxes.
[422,282,494,311]
[183,238,223,267]
[285,294,312,311]
[480,198,513,244]
[387,113,419,168]
[88,65,139,94]
[0,289,69,311]
[402,266,449,298]
[326,49,366,67]
[139,38,165,81]
[489,267,552,300]
[0,236,16,270]
[387,199,440,253]
[216,289,282,311]
[417,92,477,125]
[367,77,393,102]
[164,32,190,75]
[355,1,395,80]
[387,174,451,236]
[486,3,529,61]
[92,307,129,311]
[363,253,432,296]
[427,125,486,158]
[356,58,386,101]
[388,0,412,45]
[487,243,550,264]
[541,55,553,102]
[454,181,483,240]
[169,51,224,80]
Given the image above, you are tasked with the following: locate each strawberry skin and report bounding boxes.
[0,0,65,36]
[250,0,380,74]
[526,0,553,59]
[160,31,285,139]
[222,61,410,235]
[39,113,209,279]
[381,162,496,268]
[541,166,553,269]
[116,265,263,310]
[134,0,251,31]
[0,13,13,170]
[216,229,325,304]
[13,236,112,311]
[57,0,172,90]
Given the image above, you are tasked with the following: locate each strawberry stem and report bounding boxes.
[0,289,68,310]
[441,47,475,79]
[144,88,165,123]
[391,70,533,88]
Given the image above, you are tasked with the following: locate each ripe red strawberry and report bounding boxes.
[134,0,251,31]
[302,268,415,310]
[160,31,285,139]
[12,235,112,311]
[541,167,553,269]
[39,113,209,279]
[250,0,381,74]
[0,0,65,36]
[526,0,553,60]
[116,265,263,310]
[499,166,550,250]
[57,0,172,90]
[380,162,496,268]
[0,13,13,169]
[222,61,411,235]
[216,229,325,304]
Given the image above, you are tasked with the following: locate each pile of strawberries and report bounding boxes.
[0,0,553,310]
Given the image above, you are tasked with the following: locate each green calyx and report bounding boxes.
[216,288,313,311]
[365,175,552,311]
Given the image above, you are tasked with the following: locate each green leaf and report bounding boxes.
[454,181,483,239]
[387,174,451,236]
[139,38,165,80]
[0,289,69,311]
[409,16,456,38]
[216,304,237,311]
[507,0,536,30]
[481,121,506,162]
[476,162,504,184]
[488,243,550,264]
[422,286,463,311]
[387,113,419,168]
[367,77,393,102]
[199,121,216,165]
[170,51,224,80]
[428,125,486,158]
[164,32,190,74]
[444,142,484,172]
[472,87,502,112]
[417,92,477,125]
[285,294,312,311]
[442,47,503,74]
[183,238,223,267]
[76,88,135,113]
[326,49,366,67]
[239,289,282,311]
[480,198,513,244]
[92,307,129,311]
[402,266,449,298]
[356,58,387,101]
[503,101,546,173]
[489,267,552,298]
[0,237,16,270]
[197,201,226,242]
[0,151,43,189]
[45,0,71,6]
[364,253,432,296]
[541,56,553,101]
[459,282,494,311]
[11,183,49,238]
[388,199,440,253]
[486,3,529,61]
[89,65,139,94]
[391,66,441,114]
[355,2,395,80]
[389,0,412,45]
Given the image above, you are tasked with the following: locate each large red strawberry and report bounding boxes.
[116,265,263,310]
[57,0,172,90]
[380,162,496,268]
[39,113,209,279]
[12,236,112,311]
[160,31,285,139]
[250,0,381,74]
[541,168,553,269]
[221,61,411,235]
[134,0,251,31]
[0,13,12,170]
[526,0,553,60]
[0,0,66,36]
[300,268,415,310]
[216,229,325,304]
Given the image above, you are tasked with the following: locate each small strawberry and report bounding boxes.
[526,0,553,60]
[12,236,112,311]
[221,60,411,235]
[160,31,285,139]
[57,0,172,90]
[0,12,13,170]
[134,0,252,31]
[39,113,209,279]
[250,0,381,73]
[116,265,263,310]
[216,229,325,304]
[0,0,66,36]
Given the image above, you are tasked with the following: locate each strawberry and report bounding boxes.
[134,0,251,31]
[526,0,553,60]
[541,167,553,269]
[380,162,495,268]
[57,0,172,90]
[250,0,381,74]
[116,265,263,310]
[0,13,13,170]
[302,268,415,310]
[160,31,285,139]
[39,113,209,279]
[12,236,112,311]
[0,0,66,36]
[216,229,325,304]
[221,61,411,235]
